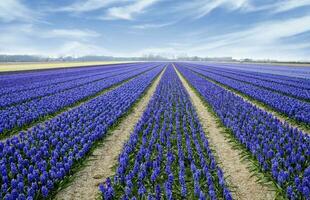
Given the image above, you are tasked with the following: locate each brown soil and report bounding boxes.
[54,68,166,200]
[174,65,275,200]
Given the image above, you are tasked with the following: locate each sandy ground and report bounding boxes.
[0,61,134,72]
[55,67,165,200]
[174,65,275,200]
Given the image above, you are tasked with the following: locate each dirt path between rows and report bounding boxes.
[174,66,275,200]
[192,69,310,135]
[54,68,165,200]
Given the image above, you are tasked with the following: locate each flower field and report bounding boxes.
[0,63,160,135]
[100,67,231,200]
[179,63,310,124]
[175,63,310,199]
[0,62,309,200]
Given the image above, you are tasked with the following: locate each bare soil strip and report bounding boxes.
[191,69,310,134]
[174,66,275,200]
[0,61,134,72]
[54,67,166,200]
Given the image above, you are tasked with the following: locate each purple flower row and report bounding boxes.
[0,63,144,96]
[0,65,163,200]
[0,64,156,108]
[181,63,310,124]
[0,65,157,135]
[176,64,310,199]
[100,66,232,200]
[205,63,310,90]
[190,64,310,100]
[0,63,139,88]
[216,63,310,81]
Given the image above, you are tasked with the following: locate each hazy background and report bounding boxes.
[0,0,310,61]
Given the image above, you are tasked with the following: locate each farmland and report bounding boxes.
[0,62,309,200]
[0,62,134,73]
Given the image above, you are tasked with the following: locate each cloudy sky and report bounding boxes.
[0,0,310,60]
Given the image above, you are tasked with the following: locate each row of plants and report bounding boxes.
[181,63,310,124]
[0,66,163,199]
[0,62,138,89]
[201,63,310,89]
[176,64,310,199]
[189,64,310,101]
[0,64,150,108]
[0,64,160,135]
[100,66,232,200]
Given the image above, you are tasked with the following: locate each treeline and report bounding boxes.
[1,54,308,64]
[0,54,235,62]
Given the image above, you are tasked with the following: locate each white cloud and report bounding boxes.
[1,0,310,61]
[175,0,250,19]
[242,0,310,14]
[0,24,100,40]
[192,15,310,49]
[188,14,310,60]
[132,21,174,29]
[55,41,109,57]
[272,0,310,13]
[129,14,310,61]
[174,0,310,20]
[0,0,38,22]
[44,29,100,39]
[0,40,109,57]
[103,0,160,20]
[0,24,104,56]
[57,0,124,13]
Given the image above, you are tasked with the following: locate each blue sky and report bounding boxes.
[0,0,310,61]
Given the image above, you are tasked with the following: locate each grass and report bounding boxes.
[0,61,136,72]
